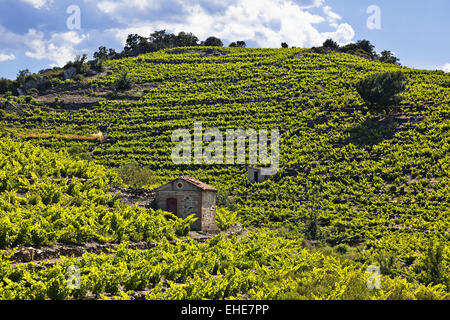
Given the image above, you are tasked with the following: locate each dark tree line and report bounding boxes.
[98,32,397,65]
[123,31,201,56]
[93,30,248,60]
[320,38,400,65]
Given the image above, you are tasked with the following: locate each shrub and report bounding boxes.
[323,39,339,50]
[16,69,31,89]
[65,54,90,75]
[229,41,246,48]
[380,51,400,65]
[67,145,91,160]
[107,90,119,99]
[335,244,350,254]
[94,46,109,60]
[340,40,377,59]
[73,74,85,82]
[414,240,449,288]
[117,161,156,188]
[376,253,397,276]
[28,88,39,96]
[0,78,14,94]
[304,217,322,241]
[355,71,406,106]
[93,59,105,72]
[216,189,237,211]
[115,70,133,91]
[203,36,223,47]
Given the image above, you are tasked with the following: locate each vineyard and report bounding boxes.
[0,46,449,299]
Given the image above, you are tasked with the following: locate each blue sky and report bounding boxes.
[0,0,449,79]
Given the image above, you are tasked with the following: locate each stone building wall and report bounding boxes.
[154,178,217,232]
[248,167,270,183]
[155,191,202,231]
[201,190,218,232]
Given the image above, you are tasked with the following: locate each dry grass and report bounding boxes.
[16,131,104,142]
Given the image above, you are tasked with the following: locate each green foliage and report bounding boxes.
[216,189,237,211]
[0,138,190,248]
[117,161,156,188]
[335,244,350,254]
[1,47,450,299]
[355,71,407,106]
[16,69,31,93]
[380,50,400,65]
[376,253,398,276]
[67,145,92,160]
[304,211,324,242]
[94,46,117,61]
[323,39,339,50]
[65,54,90,75]
[340,40,377,59]
[115,70,133,91]
[73,74,85,82]
[106,90,119,99]
[414,240,449,289]
[175,214,198,236]
[203,36,223,47]
[216,207,240,230]
[1,231,448,300]
[24,95,33,104]
[0,78,15,95]
[317,39,400,64]
[229,41,247,48]
[122,30,203,57]
[28,88,39,96]
[93,59,105,72]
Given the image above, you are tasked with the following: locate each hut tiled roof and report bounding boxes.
[154,176,218,192]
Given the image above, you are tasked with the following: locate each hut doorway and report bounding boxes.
[166,198,177,215]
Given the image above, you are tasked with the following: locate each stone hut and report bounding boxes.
[154,176,218,232]
[247,167,270,183]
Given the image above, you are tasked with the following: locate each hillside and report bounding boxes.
[0,47,449,299]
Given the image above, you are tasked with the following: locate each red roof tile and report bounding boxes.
[179,176,218,191]
[154,176,217,192]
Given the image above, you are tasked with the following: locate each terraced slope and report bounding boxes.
[0,47,449,297]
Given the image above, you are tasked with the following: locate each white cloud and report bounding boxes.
[24,30,87,66]
[0,24,88,66]
[96,0,162,23]
[323,5,341,28]
[101,0,355,48]
[296,0,325,8]
[321,23,355,45]
[1,0,356,72]
[442,63,450,73]
[0,53,16,62]
[19,0,53,9]
[97,0,160,13]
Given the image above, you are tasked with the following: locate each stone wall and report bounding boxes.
[201,190,218,232]
[154,178,218,232]
[247,167,270,183]
[155,191,202,230]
